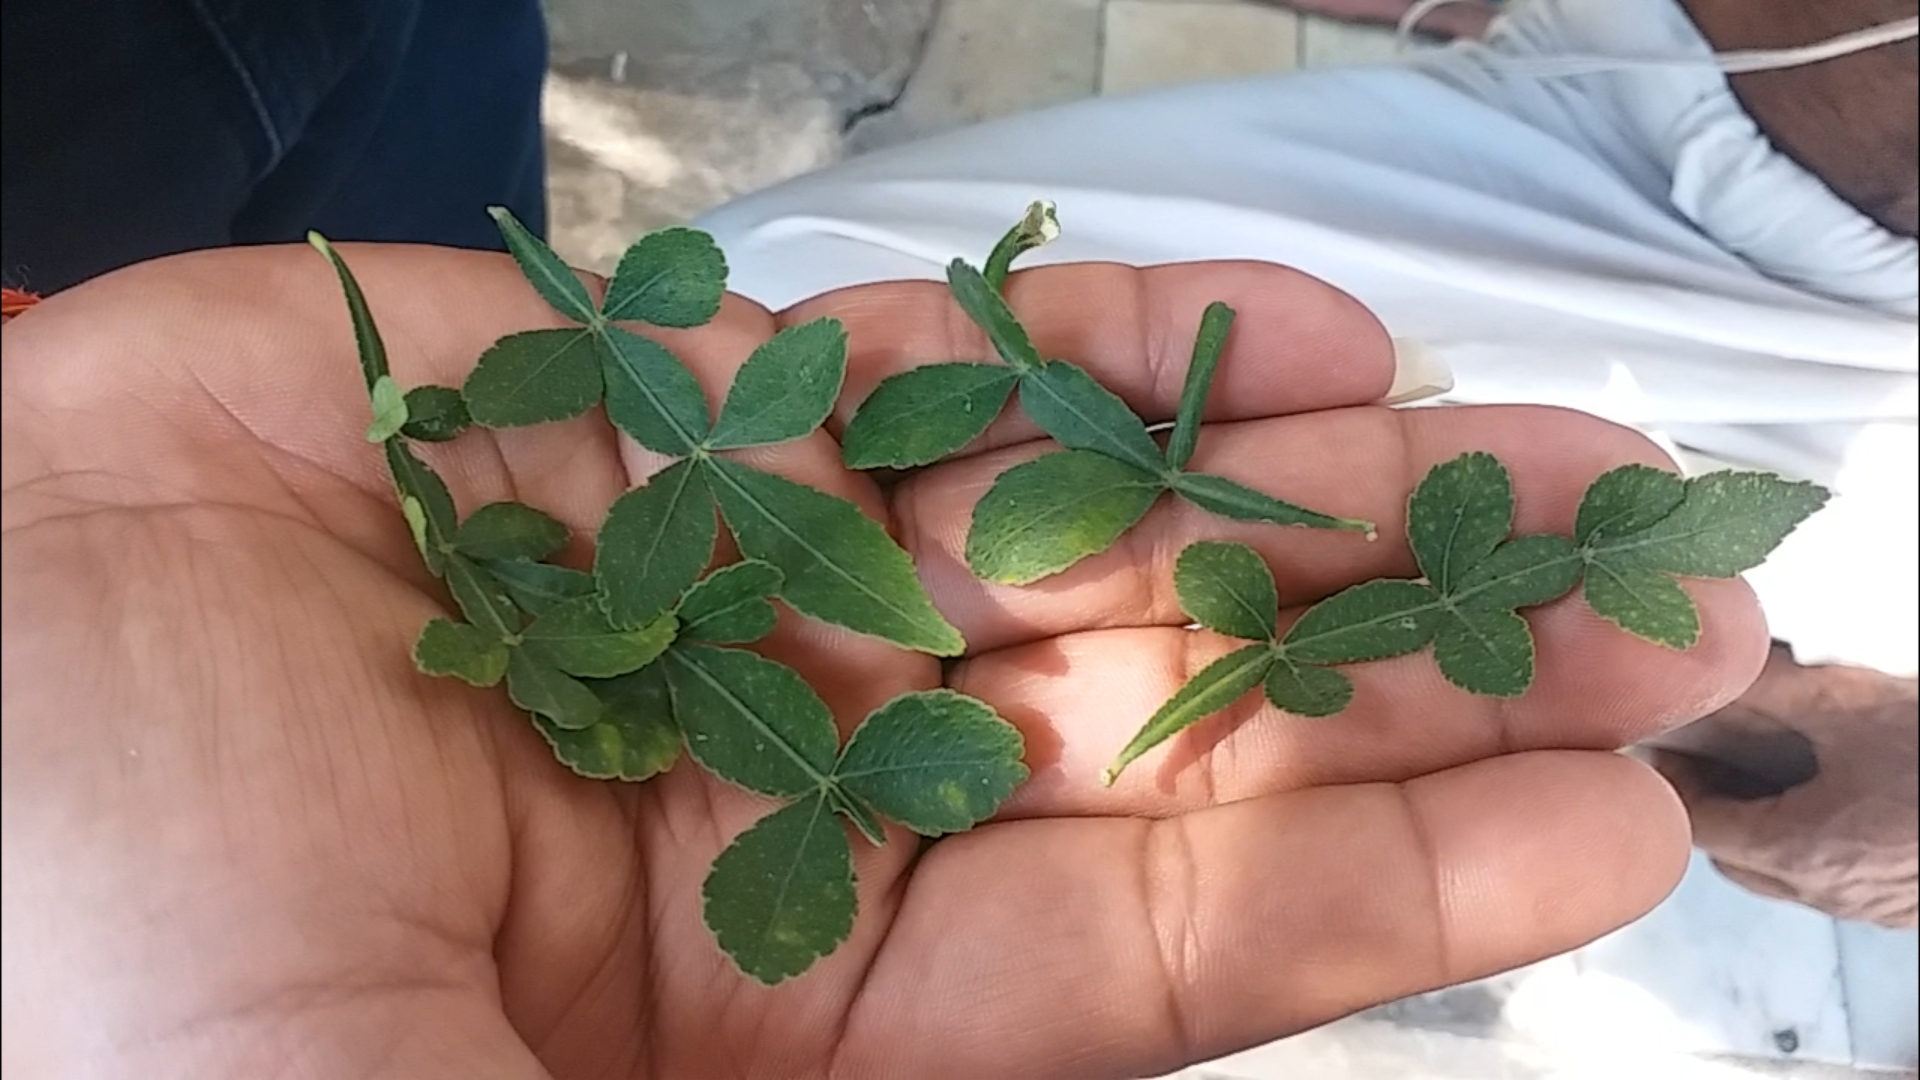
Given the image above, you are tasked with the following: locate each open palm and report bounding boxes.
[2,245,1767,1079]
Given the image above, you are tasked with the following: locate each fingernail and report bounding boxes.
[1382,338,1454,406]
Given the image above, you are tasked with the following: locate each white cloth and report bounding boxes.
[693,0,1919,674]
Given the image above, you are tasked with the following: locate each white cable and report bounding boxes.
[1395,0,1919,78]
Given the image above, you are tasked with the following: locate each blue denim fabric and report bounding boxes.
[2,0,548,293]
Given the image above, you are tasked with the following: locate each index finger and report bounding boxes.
[781,261,1397,456]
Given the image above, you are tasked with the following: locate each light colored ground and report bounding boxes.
[537,2,1919,1076]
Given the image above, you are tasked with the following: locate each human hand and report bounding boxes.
[2,246,1767,1078]
[1654,644,1918,928]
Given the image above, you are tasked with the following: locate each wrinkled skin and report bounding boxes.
[2,246,1769,1079]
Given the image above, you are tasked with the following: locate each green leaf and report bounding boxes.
[399,385,472,442]
[603,227,727,328]
[1174,541,1278,642]
[708,458,965,656]
[385,440,458,574]
[413,619,510,687]
[676,560,784,644]
[506,649,604,730]
[1263,659,1353,718]
[1168,472,1372,533]
[982,200,1059,290]
[965,450,1165,585]
[522,598,677,678]
[840,363,1018,470]
[535,665,680,781]
[1103,644,1273,785]
[454,502,570,562]
[1583,560,1701,649]
[1432,605,1535,697]
[595,459,716,629]
[597,325,713,456]
[463,328,603,427]
[832,690,1028,837]
[664,643,840,798]
[484,560,595,615]
[1016,361,1165,474]
[1281,580,1439,666]
[708,319,848,450]
[1407,452,1514,594]
[306,232,389,388]
[1589,471,1828,578]
[1574,464,1685,546]
[702,794,854,985]
[366,375,409,443]
[1454,535,1581,610]
[445,554,524,641]
[487,205,598,325]
[946,260,1042,373]
[1164,301,1234,472]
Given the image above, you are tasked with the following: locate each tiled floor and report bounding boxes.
[537,1,1918,1076]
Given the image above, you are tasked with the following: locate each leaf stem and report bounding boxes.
[983,201,1060,291]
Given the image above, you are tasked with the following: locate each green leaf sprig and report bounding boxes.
[309,224,1021,985]
[838,203,1373,586]
[1102,453,1827,783]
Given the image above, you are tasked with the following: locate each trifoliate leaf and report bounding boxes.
[454,502,570,562]
[1174,541,1278,642]
[965,450,1165,585]
[1453,535,1581,611]
[413,619,510,687]
[366,375,409,443]
[1263,659,1352,718]
[1103,644,1273,785]
[1589,470,1828,578]
[307,232,389,388]
[603,227,727,328]
[1280,579,1439,666]
[463,328,603,427]
[1583,560,1701,649]
[487,205,598,325]
[702,794,854,985]
[506,649,604,730]
[535,665,681,781]
[665,643,840,798]
[947,260,1042,373]
[484,560,595,616]
[707,458,965,656]
[1168,472,1373,533]
[676,560,783,644]
[385,441,458,574]
[832,690,1028,837]
[1431,605,1534,697]
[707,319,848,450]
[840,363,1019,470]
[1407,452,1514,594]
[982,200,1059,289]
[445,554,523,641]
[400,385,471,442]
[1164,301,1234,472]
[1016,361,1165,475]
[1574,464,1685,546]
[595,459,716,629]
[521,598,677,678]
[597,325,713,456]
